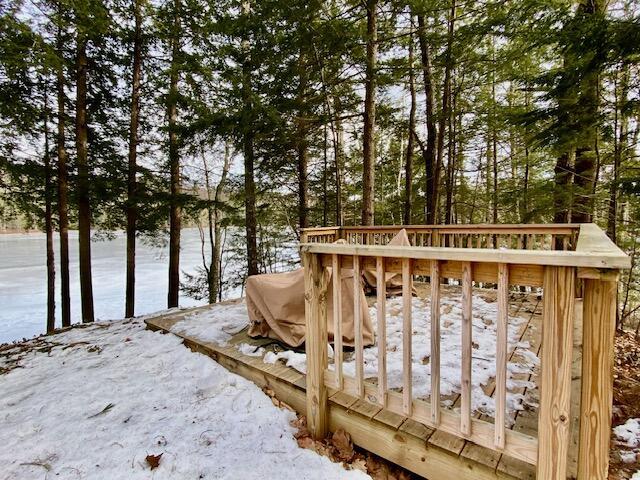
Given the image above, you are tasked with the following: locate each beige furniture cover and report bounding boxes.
[246,267,374,348]
[363,228,412,294]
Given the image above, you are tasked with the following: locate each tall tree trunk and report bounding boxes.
[210,143,231,303]
[490,42,498,224]
[444,87,458,224]
[554,151,573,224]
[56,10,71,328]
[242,0,259,275]
[361,0,377,226]
[126,0,143,318]
[415,13,437,224]
[296,47,309,231]
[570,0,604,223]
[404,24,416,226]
[323,124,328,226]
[607,64,628,242]
[44,86,55,333]
[433,0,456,224]
[335,101,344,227]
[167,0,181,308]
[76,34,94,323]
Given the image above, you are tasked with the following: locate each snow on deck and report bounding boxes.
[170,290,540,422]
[0,318,369,480]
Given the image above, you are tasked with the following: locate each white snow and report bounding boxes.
[0,318,369,480]
[171,302,249,344]
[615,418,640,447]
[171,291,539,421]
[632,471,640,480]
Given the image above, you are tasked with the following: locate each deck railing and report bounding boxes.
[300,223,630,480]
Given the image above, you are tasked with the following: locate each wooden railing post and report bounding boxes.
[537,266,575,479]
[303,251,329,439]
[577,277,617,480]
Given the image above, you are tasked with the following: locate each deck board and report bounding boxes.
[143,289,582,480]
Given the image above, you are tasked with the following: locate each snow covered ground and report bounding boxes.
[0,316,369,480]
[171,291,540,421]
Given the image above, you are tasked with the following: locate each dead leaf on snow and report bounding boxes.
[146,453,163,470]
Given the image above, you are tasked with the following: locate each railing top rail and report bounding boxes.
[299,240,630,271]
[301,223,581,234]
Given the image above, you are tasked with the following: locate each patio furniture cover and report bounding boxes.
[246,266,374,348]
[362,228,412,295]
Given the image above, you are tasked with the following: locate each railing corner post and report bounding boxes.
[577,278,617,480]
[537,266,575,480]
[303,251,329,439]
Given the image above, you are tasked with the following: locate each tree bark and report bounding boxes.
[334,97,344,227]
[44,86,55,333]
[126,0,143,318]
[404,24,416,226]
[570,0,603,223]
[361,0,377,226]
[416,13,437,224]
[607,64,628,242]
[242,0,259,275]
[434,0,456,225]
[209,143,230,303]
[76,33,94,323]
[296,47,309,230]
[167,0,181,308]
[56,8,71,328]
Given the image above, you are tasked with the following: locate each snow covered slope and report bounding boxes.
[0,318,369,480]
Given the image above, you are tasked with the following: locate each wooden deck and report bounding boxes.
[144,288,584,480]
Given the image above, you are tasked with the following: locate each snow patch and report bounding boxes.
[171,302,249,345]
[615,418,640,447]
[0,318,368,479]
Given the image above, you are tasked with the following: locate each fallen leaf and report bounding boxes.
[331,429,354,461]
[146,453,163,470]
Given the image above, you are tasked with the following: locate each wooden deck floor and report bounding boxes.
[144,288,583,480]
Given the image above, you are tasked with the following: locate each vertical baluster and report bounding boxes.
[495,263,509,448]
[402,257,413,415]
[461,261,473,436]
[376,257,387,407]
[332,254,343,389]
[430,260,441,425]
[517,235,523,250]
[353,255,364,398]
[476,234,482,249]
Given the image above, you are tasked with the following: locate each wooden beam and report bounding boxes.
[577,279,616,480]
[302,241,630,270]
[376,256,387,407]
[536,266,575,479]
[402,258,413,416]
[332,253,343,389]
[303,252,329,439]
[431,260,441,426]
[353,255,364,398]
[461,262,473,437]
[494,263,508,449]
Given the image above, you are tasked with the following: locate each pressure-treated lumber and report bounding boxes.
[577,279,616,480]
[331,253,343,389]
[430,260,441,425]
[353,254,364,398]
[537,266,575,479]
[494,263,509,449]
[376,257,388,407]
[402,257,412,416]
[301,237,630,269]
[303,251,329,439]
[461,262,473,436]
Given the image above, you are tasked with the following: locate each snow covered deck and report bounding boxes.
[144,286,584,480]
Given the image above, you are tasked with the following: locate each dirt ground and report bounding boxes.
[610,331,640,479]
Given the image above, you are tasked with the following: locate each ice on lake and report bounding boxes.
[0,228,223,343]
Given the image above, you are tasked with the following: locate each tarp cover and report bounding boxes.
[363,228,412,294]
[246,267,374,348]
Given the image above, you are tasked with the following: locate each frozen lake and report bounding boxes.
[0,229,223,344]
